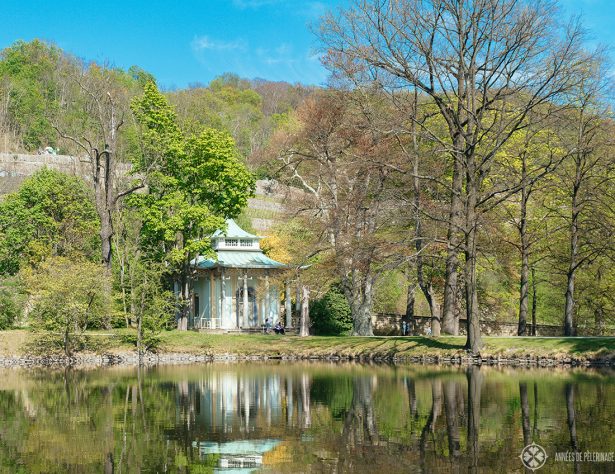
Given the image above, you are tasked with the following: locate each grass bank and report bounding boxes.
[1,329,614,365]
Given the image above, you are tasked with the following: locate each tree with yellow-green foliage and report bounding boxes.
[21,256,110,356]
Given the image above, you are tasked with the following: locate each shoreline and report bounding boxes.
[0,350,613,368]
[1,330,614,368]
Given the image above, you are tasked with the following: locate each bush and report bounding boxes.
[0,290,19,329]
[21,257,111,355]
[310,286,352,335]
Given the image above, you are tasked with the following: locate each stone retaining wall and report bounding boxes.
[0,152,132,195]
[0,154,289,232]
[372,313,596,337]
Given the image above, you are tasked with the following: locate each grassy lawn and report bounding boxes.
[157,332,615,360]
[1,329,613,361]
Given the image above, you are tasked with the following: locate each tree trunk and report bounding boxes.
[531,266,538,336]
[137,277,145,357]
[104,452,114,474]
[594,306,605,336]
[411,118,441,337]
[350,277,374,336]
[564,156,581,336]
[63,327,70,357]
[464,177,483,353]
[100,210,113,269]
[564,268,576,336]
[91,148,115,270]
[518,166,530,336]
[442,151,463,335]
[300,285,310,337]
[404,281,416,336]
[175,275,189,331]
[429,294,441,337]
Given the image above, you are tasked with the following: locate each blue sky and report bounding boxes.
[0,0,613,89]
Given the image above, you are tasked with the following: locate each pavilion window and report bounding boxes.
[240,239,253,247]
[226,239,239,247]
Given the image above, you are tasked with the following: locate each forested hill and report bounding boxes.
[0,40,312,167]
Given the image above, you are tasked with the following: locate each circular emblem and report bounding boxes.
[520,442,548,471]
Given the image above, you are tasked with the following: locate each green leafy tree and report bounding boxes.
[130,261,175,354]
[130,82,255,329]
[22,256,110,355]
[0,288,19,329]
[0,40,65,150]
[0,168,100,275]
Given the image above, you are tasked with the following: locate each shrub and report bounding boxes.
[0,290,19,329]
[21,257,110,355]
[310,286,352,336]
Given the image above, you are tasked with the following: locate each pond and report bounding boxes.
[0,363,613,473]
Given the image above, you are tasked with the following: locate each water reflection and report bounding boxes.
[0,363,613,473]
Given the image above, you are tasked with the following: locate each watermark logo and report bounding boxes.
[520,442,548,471]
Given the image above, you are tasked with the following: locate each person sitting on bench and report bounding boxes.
[274,321,285,335]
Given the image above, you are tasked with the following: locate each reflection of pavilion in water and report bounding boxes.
[173,370,313,471]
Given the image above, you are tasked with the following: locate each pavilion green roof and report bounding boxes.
[194,251,287,270]
[212,219,259,239]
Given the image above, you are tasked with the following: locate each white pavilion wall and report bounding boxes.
[194,268,282,329]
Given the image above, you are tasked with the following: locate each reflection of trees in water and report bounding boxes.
[444,380,461,472]
[466,367,482,474]
[419,379,442,471]
[335,375,382,473]
[566,383,580,474]
[1,366,615,473]
[520,382,531,448]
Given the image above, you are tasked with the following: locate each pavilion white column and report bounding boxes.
[220,268,226,328]
[295,281,301,314]
[285,280,292,328]
[209,272,215,325]
[243,270,249,328]
[265,272,270,323]
[300,285,310,337]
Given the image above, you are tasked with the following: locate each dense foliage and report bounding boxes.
[0,168,99,274]
[310,285,353,336]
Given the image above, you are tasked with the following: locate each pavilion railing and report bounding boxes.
[193,317,222,330]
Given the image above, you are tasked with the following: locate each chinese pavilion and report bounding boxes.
[190,219,288,330]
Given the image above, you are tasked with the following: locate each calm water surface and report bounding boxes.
[0,363,613,473]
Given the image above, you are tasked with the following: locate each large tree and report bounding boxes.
[320,0,585,351]
[554,58,614,336]
[54,63,146,269]
[130,82,255,330]
[272,91,406,335]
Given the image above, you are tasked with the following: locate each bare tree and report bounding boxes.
[320,0,584,351]
[272,91,407,335]
[55,65,142,269]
